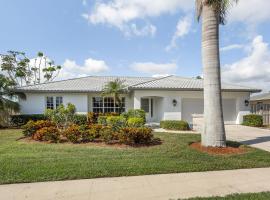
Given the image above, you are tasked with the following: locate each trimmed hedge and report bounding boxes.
[11,114,47,127]
[242,114,263,127]
[160,120,190,131]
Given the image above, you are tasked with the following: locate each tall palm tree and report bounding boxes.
[102,78,127,113]
[0,74,26,126]
[196,0,238,147]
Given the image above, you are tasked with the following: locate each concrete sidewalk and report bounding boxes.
[1,168,270,200]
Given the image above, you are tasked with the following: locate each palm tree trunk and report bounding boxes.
[201,3,226,147]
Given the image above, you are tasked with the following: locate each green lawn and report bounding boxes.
[1,129,270,184]
[182,192,270,200]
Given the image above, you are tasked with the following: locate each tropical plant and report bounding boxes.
[102,78,127,113]
[0,74,26,126]
[196,0,238,147]
[0,51,61,86]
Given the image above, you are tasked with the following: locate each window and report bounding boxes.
[141,98,149,113]
[46,97,54,110]
[56,97,63,108]
[92,97,125,113]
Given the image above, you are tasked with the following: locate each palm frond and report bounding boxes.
[0,96,20,112]
[196,0,203,22]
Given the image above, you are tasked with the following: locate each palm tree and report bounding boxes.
[102,78,127,113]
[196,0,238,147]
[0,74,26,126]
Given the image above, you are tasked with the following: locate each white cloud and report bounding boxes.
[130,62,177,75]
[82,0,193,36]
[58,58,109,80]
[229,0,270,25]
[222,35,270,91]
[166,15,192,51]
[220,44,244,52]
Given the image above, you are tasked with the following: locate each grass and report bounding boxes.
[1,129,270,184]
[182,192,270,200]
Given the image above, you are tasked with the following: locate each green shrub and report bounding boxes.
[22,120,55,137]
[73,115,87,125]
[87,112,99,124]
[81,124,102,142]
[106,116,126,131]
[119,127,153,145]
[99,126,117,143]
[121,109,146,123]
[33,126,60,143]
[160,120,190,130]
[64,124,81,143]
[242,114,263,127]
[127,117,144,127]
[97,116,107,126]
[11,114,47,127]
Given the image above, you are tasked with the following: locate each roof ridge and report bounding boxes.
[128,75,172,89]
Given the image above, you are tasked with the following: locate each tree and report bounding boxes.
[102,78,127,113]
[0,51,61,86]
[0,74,26,126]
[196,0,238,147]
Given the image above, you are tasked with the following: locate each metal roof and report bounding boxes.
[250,93,270,101]
[15,75,261,93]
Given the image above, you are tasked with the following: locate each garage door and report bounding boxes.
[182,98,236,124]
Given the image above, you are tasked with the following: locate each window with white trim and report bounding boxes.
[46,97,54,110]
[92,97,125,113]
[56,97,63,108]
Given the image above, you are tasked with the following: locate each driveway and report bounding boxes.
[226,125,270,152]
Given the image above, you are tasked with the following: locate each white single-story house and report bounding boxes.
[15,75,260,125]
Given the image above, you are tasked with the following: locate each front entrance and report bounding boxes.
[141,98,154,122]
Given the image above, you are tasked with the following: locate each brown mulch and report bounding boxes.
[190,142,248,155]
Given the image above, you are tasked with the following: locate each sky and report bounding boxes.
[0,0,270,91]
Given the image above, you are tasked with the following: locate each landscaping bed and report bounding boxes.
[2,129,270,184]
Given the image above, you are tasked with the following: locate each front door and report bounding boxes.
[141,98,154,122]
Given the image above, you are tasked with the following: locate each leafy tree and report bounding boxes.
[0,74,26,126]
[196,0,238,147]
[102,78,127,113]
[0,51,61,86]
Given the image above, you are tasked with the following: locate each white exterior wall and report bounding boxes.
[19,93,88,114]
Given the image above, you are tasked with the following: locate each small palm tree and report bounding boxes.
[0,74,26,126]
[102,78,127,113]
[196,0,238,147]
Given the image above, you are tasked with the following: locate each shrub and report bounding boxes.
[119,127,153,145]
[81,124,102,142]
[242,114,263,127]
[87,112,99,124]
[64,124,81,143]
[97,116,107,126]
[73,115,87,125]
[33,126,60,143]
[22,120,55,137]
[127,117,144,127]
[11,114,47,127]
[121,109,146,122]
[106,116,126,131]
[160,120,190,130]
[100,126,117,143]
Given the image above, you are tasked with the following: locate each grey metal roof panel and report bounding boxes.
[250,93,270,101]
[15,75,261,93]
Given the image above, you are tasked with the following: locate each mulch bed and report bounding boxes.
[190,142,247,155]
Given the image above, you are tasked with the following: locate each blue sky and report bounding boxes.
[0,0,270,91]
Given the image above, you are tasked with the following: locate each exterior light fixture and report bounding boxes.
[245,100,249,107]
[172,99,177,107]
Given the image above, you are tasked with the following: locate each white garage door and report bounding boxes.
[182,98,236,124]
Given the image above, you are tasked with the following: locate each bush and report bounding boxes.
[242,114,263,127]
[87,112,99,124]
[160,120,190,130]
[99,126,117,143]
[11,114,47,127]
[127,117,144,127]
[121,109,146,123]
[22,120,55,137]
[64,124,81,143]
[81,124,102,142]
[33,126,60,143]
[73,115,87,125]
[97,116,107,126]
[119,127,153,145]
[106,116,126,131]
